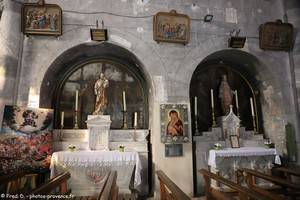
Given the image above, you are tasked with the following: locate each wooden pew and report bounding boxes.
[156,170,190,200]
[242,168,300,200]
[29,171,71,196]
[273,164,300,181]
[0,170,38,194]
[199,169,276,200]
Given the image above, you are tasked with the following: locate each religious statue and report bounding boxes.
[218,75,234,115]
[93,73,109,115]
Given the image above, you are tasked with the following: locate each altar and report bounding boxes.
[208,147,281,189]
[50,150,142,196]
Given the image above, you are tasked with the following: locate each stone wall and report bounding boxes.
[0,0,300,197]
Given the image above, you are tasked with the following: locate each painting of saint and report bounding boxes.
[160,104,189,143]
[166,110,183,136]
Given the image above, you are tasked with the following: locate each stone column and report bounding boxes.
[284,0,300,163]
[0,0,23,125]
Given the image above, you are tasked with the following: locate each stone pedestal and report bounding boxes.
[86,115,111,150]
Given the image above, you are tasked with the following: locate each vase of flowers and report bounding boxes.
[214,143,222,150]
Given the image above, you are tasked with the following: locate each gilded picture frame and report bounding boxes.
[153,10,190,45]
[21,3,62,36]
[160,104,189,143]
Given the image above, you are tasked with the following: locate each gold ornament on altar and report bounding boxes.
[93,73,109,115]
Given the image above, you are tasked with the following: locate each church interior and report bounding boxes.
[0,0,300,199]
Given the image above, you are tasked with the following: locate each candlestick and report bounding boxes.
[212,107,217,127]
[194,96,198,116]
[210,89,214,108]
[133,112,137,128]
[75,90,79,111]
[250,97,254,116]
[74,110,79,129]
[61,111,64,128]
[122,91,127,112]
[122,111,128,129]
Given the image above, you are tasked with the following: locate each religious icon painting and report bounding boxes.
[21,2,62,36]
[0,105,53,174]
[160,104,189,143]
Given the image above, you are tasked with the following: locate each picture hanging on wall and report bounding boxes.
[21,2,62,36]
[153,10,190,45]
[160,104,189,143]
[0,105,53,174]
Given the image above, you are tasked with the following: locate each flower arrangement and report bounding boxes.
[214,143,222,150]
[68,145,76,152]
[119,145,125,152]
[264,141,274,148]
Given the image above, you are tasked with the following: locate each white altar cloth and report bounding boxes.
[50,150,142,196]
[208,147,281,168]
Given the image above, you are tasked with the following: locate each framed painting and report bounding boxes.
[0,105,53,174]
[230,135,240,148]
[259,20,294,51]
[21,3,62,36]
[160,104,189,143]
[153,10,190,45]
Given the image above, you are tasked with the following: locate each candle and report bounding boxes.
[194,96,198,116]
[75,90,79,111]
[61,111,64,127]
[122,91,127,111]
[235,90,239,108]
[134,112,137,127]
[210,89,214,108]
[250,97,254,116]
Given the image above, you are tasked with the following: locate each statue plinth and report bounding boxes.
[86,115,111,150]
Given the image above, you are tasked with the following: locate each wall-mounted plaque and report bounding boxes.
[153,10,190,45]
[90,29,108,41]
[165,144,183,157]
[259,20,294,51]
[21,2,62,36]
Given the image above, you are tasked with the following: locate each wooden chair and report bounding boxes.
[156,170,190,200]
[199,168,276,200]
[242,168,300,200]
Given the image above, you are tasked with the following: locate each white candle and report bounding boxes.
[61,111,64,127]
[134,112,137,127]
[250,97,254,116]
[235,90,239,108]
[122,91,127,111]
[194,96,198,116]
[210,89,214,108]
[75,90,79,111]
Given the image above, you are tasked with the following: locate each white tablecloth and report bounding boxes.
[50,150,142,196]
[208,147,281,168]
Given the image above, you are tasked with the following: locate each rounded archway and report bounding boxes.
[40,42,150,129]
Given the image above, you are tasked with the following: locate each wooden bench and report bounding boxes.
[242,168,300,200]
[199,168,276,200]
[28,171,71,196]
[156,170,190,200]
[273,164,300,181]
[0,170,38,194]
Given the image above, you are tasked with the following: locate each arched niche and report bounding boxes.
[190,50,264,134]
[40,42,149,129]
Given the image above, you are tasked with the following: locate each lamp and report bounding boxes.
[90,20,108,41]
[204,14,213,22]
[228,29,246,48]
